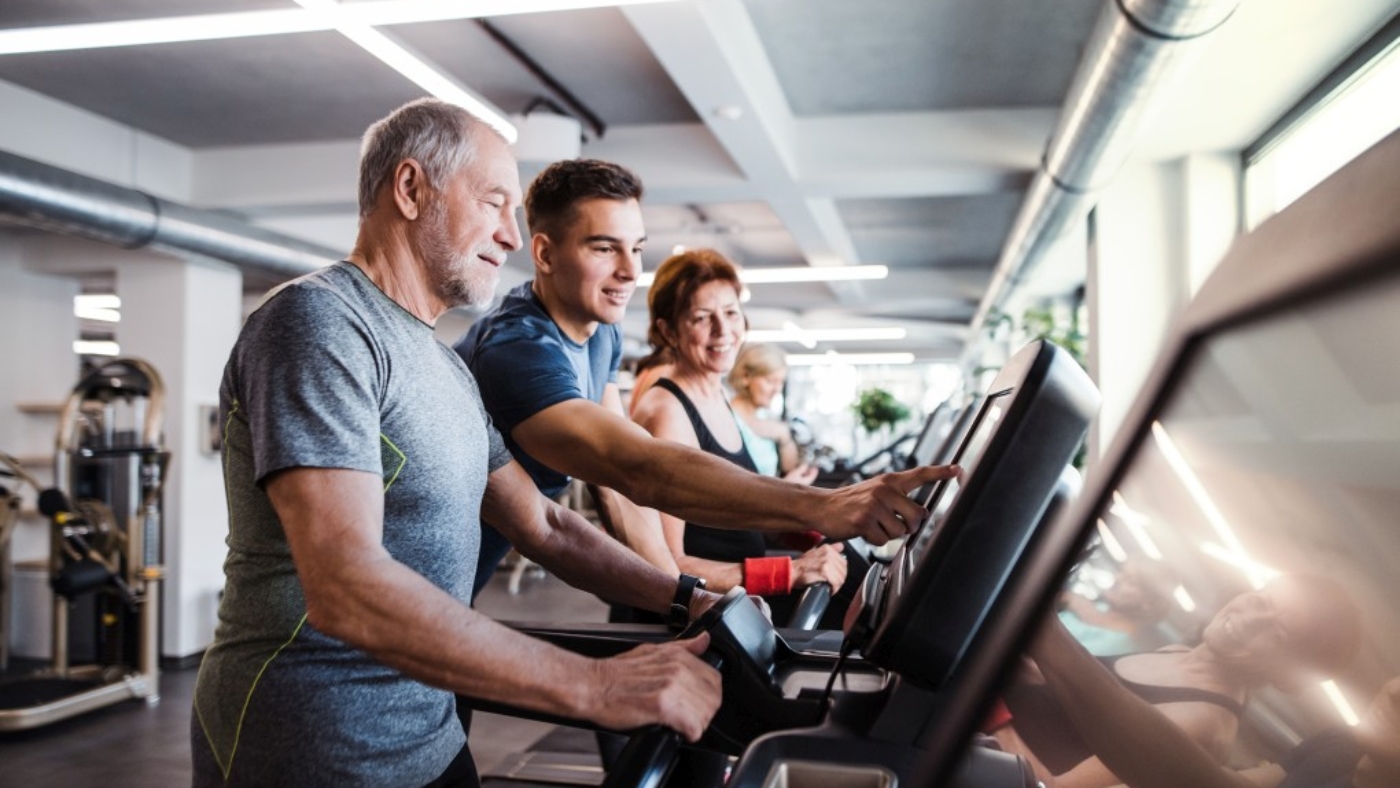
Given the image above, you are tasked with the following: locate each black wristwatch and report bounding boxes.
[667,574,707,629]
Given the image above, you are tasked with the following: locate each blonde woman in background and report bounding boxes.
[729,343,817,484]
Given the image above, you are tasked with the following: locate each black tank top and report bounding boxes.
[1003,652,1246,775]
[653,379,765,563]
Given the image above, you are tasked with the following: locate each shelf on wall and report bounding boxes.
[14,402,64,415]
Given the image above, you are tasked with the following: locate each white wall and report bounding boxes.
[0,80,192,200]
[0,243,81,566]
[1086,153,1240,459]
[118,256,242,658]
[2,77,249,658]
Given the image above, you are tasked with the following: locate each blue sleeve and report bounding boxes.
[470,331,584,437]
[607,324,622,385]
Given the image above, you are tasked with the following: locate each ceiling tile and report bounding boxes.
[743,0,1103,115]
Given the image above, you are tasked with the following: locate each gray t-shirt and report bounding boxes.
[193,262,512,787]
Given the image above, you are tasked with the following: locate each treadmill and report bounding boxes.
[488,129,1400,787]
[929,127,1400,788]
[486,336,1100,788]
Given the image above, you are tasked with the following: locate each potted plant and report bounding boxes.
[853,387,910,434]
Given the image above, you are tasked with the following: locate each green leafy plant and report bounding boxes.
[1021,302,1087,371]
[1021,300,1090,469]
[853,387,910,434]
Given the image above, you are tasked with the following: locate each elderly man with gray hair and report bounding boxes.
[190,98,721,788]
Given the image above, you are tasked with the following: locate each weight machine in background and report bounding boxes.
[0,358,168,731]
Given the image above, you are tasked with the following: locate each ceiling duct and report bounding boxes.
[0,149,338,279]
[965,0,1240,356]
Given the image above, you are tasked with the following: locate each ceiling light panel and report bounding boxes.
[638,264,888,287]
[747,327,908,343]
[0,0,682,55]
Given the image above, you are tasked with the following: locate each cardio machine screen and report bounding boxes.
[908,389,1012,568]
[861,340,1099,691]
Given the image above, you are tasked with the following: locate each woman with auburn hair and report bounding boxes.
[630,249,847,615]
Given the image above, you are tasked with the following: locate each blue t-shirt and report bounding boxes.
[455,281,620,497]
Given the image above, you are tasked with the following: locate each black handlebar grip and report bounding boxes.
[786,581,832,630]
[600,724,679,788]
[38,488,70,519]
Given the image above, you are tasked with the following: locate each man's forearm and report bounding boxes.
[518,501,681,613]
[306,548,595,719]
[591,485,680,575]
[614,439,819,532]
[515,400,946,544]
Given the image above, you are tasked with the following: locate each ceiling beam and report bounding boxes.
[623,0,867,302]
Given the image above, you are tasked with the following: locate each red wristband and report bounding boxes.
[742,556,793,596]
[981,698,1013,732]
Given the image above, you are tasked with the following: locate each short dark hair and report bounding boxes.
[525,159,644,241]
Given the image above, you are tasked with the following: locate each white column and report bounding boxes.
[117,254,242,659]
[1087,160,1191,457]
[1086,154,1242,458]
[1181,152,1242,296]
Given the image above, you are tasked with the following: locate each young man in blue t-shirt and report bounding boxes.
[457,159,951,596]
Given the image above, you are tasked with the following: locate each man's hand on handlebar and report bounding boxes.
[585,632,721,742]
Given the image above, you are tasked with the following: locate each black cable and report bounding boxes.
[820,637,858,709]
[475,19,606,139]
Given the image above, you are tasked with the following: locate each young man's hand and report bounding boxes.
[818,464,960,543]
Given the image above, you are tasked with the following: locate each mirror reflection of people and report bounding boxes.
[630,250,852,619]
[728,343,817,484]
[1059,559,1173,656]
[1029,615,1396,788]
[993,574,1364,788]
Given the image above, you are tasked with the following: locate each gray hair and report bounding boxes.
[357,98,493,217]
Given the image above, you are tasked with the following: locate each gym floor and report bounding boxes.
[0,564,607,786]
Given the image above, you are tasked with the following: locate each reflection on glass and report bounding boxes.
[981,274,1400,788]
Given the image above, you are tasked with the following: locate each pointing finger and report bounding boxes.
[894,464,960,493]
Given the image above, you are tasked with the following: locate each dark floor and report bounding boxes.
[0,566,607,786]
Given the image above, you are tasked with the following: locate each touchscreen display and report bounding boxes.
[908,388,1012,567]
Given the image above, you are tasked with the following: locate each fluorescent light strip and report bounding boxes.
[75,294,121,310]
[1320,680,1361,727]
[1121,514,1163,561]
[785,352,915,366]
[73,340,120,356]
[1172,585,1197,612]
[0,0,680,55]
[638,264,888,287]
[0,10,320,54]
[748,327,907,344]
[291,1,514,141]
[1199,541,1281,584]
[1109,492,1162,559]
[1095,518,1128,562]
[779,320,815,349]
[75,307,121,323]
[1151,422,1267,588]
